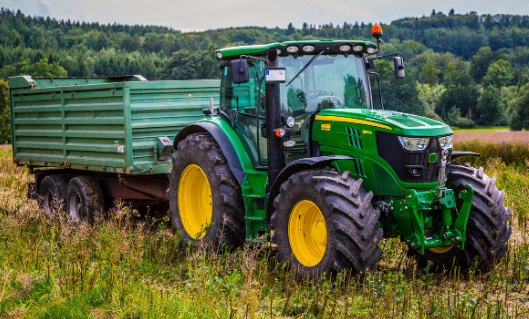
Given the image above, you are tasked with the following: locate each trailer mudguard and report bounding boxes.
[266,155,354,224]
[173,123,246,186]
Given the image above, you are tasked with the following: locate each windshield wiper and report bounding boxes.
[285,50,325,87]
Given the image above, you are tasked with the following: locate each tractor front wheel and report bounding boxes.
[271,169,383,278]
[411,164,512,273]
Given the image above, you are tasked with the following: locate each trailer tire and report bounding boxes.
[410,164,511,273]
[168,133,245,248]
[271,169,383,279]
[38,175,69,216]
[65,176,104,221]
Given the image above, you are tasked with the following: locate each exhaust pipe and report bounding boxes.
[265,48,283,192]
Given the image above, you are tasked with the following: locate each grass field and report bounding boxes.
[1,144,529,318]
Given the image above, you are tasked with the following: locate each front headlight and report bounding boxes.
[398,136,430,151]
[439,135,453,149]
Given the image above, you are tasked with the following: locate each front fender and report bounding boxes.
[266,155,354,225]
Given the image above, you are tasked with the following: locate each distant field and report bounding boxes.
[453,127,510,132]
[454,131,529,144]
[0,144,9,149]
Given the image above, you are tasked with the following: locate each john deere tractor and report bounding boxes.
[167,25,511,277]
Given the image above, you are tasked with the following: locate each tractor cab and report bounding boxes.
[217,39,382,167]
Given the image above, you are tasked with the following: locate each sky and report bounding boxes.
[1,0,529,32]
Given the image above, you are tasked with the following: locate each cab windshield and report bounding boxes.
[219,53,371,167]
[278,54,370,117]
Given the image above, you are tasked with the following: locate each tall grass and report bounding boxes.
[454,139,529,167]
[1,148,529,318]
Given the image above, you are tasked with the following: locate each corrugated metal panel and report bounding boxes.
[62,88,127,167]
[12,86,128,171]
[13,92,65,163]
[129,80,219,168]
[11,79,221,175]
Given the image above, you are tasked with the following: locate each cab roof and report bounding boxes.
[216,39,376,59]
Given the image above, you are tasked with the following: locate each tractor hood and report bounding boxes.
[316,108,453,136]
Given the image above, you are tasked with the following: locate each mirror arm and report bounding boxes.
[240,55,268,63]
[367,52,402,64]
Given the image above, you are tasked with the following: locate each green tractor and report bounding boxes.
[167,25,511,277]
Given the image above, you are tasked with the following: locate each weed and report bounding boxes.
[1,148,529,317]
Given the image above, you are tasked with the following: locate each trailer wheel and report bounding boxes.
[65,176,104,221]
[38,175,69,216]
[168,133,245,247]
[411,164,512,273]
[271,169,383,278]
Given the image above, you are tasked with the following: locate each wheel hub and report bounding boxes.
[288,200,327,267]
[68,192,82,221]
[178,164,213,239]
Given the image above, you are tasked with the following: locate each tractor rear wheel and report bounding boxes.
[271,169,383,278]
[411,164,512,273]
[167,133,245,248]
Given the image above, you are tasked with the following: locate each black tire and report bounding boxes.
[65,176,104,221]
[167,133,245,247]
[411,164,512,273]
[271,169,383,278]
[38,175,69,216]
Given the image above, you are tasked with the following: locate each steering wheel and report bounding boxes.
[297,90,328,100]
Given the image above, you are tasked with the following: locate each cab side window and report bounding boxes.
[220,61,268,165]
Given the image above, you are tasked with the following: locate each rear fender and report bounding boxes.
[173,122,246,186]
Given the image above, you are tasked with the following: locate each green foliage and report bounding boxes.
[158,49,218,80]
[0,8,527,128]
[419,58,440,87]
[469,47,507,83]
[436,74,479,120]
[19,58,67,77]
[371,60,426,115]
[418,58,440,105]
[482,59,514,88]
[507,84,529,130]
[0,79,10,144]
[446,106,476,128]
[477,85,505,125]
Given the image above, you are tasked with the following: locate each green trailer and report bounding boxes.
[11,24,512,278]
[9,75,219,217]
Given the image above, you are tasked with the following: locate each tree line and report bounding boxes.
[0,8,529,143]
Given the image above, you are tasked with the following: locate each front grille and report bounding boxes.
[375,132,452,183]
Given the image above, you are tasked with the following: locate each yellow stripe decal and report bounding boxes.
[315,115,392,130]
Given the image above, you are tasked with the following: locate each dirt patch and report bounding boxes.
[0,144,10,149]
[454,131,529,145]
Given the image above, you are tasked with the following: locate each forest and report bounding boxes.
[1,8,529,143]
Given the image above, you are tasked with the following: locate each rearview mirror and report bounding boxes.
[394,57,405,79]
[230,59,249,84]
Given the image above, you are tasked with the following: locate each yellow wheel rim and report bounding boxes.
[178,164,212,239]
[428,243,454,254]
[424,228,454,254]
[288,200,327,267]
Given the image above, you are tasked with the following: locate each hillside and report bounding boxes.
[1,8,529,144]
